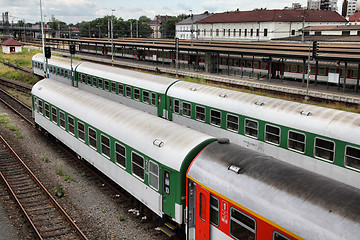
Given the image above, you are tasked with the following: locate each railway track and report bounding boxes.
[0,134,88,240]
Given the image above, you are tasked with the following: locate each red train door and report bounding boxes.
[196,185,210,240]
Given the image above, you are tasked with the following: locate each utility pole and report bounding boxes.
[190,10,194,46]
[39,0,47,78]
[155,15,158,38]
[111,9,115,66]
[88,25,90,37]
[108,19,110,40]
[136,20,138,38]
[130,22,133,38]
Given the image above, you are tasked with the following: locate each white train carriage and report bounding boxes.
[167,80,360,189]
[75,62,179,117]
[32,79,215,224]
[186,141,360,240]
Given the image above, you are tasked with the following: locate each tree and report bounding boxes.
[164,17,178,39]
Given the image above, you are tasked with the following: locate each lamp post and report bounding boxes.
[111,9,115,66]
[39,0,47,78]
[190,10,193,46]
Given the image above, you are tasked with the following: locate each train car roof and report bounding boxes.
[187,141,360,240]
[32,79,214,171]
[76,62,179,93]
[167,81,360,144]
[32,53,83,70]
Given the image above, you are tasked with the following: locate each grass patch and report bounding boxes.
[0,48,41,68]
[55,162,64,176]
[119,214,125,221]
[54,184,64,198]
[100,208,106,213]
[0,113,11,124]
[80,171,86,177]
[63,174,76,182]
[41,156,49,163]
[0,64,39,85]
[0,113,24,138]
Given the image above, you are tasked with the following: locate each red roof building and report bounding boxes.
[1,39,23,53]
[349,12,360,22]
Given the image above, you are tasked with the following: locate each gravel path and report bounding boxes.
[0,99,167,239]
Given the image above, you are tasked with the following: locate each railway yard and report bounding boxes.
[1,38,360,239]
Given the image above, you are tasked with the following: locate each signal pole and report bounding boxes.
[111,9,115,66]
[39,0,46,78]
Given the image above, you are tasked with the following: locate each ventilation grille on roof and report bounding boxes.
[300,111,312,116]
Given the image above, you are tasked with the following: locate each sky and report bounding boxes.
[2,0,339,24]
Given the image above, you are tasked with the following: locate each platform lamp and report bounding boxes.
[70,45,76,86]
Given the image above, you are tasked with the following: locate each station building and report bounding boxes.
[1,38,23,53]
[183,9,347,41]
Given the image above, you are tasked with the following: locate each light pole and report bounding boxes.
[111,9,115,66]
[39,0,46,78]
[190,10,193,46]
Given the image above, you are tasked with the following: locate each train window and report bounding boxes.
[319,68,326,75]
[314,137,335,162]
[244,119,258,138]
[253,62,259,68]
[290,65,297,72]
[92,77,97,87]
[174,99,180,113]
[118,84,124,95]
[111,82,116,93]
[115,142,126,169]
[81,74,85,83]
[101,134,110,158]
[98,79,103,89]
[265,124,280,145]
[134,88,140,100]
[77,122,85,142]
[65,70,68,78]
[44,103,50,119]
[227,114,239,132]
[149,161,159,190]
[38,99,43,114]
[351,70,358,78]
[68,116,75,135]
[195,106,206,121]
[59,111,65,129]
[49,66,53,73]
[230,207,256,240]
[261,62,266,69]
[310,66,316,74]
[210,110,221,127]
[273,231,292,240]
[345,146,360,170]
[131,152,144,180]
[104,80,109,91]
[151,93,157,106]
[288,131,305,153]
[329,68,336,73]
[87,75,91,85]
[125,86,132,98]
[183,102,191,117]
[57,68,60,75]
[88,127,97,150]
[143,91,150,104]
[51,107,57,124]
[199,193,207,222]
[61,69,64,76]
[210,195,219,227]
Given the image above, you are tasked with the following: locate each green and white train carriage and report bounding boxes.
[32,53,82,85]
[75,61,179,117]
[166,80,360,189]
[32,79,216,223]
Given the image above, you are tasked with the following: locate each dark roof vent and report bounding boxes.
[300,111,312,116]
[218,138,230,144]
[255,101,265,106]
[219,93,227,98]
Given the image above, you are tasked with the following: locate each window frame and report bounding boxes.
[111,82,116,93]
[226,113,239,132]
[174,99,180,114]
[229,207,256,240]
[101,134,111,159]
[115,142,126,169]
[59,111,66,129]
[44,103,50,119]
[265,124,281,146]
[98,78,103,89]
[273,231,292,240]
[182,102,192,118]
[344,145,360,171]
[287,130,306,154]
[118,84,124,95]
[195,105,206,122]
[210,195,219,227]
[134,88,140,101]
[148,161,159,191]
[77,121,85,142]
[131,151,145,181]
[51,106,57,124]
[210,109,221,127]
[88,127,97,150]
[143,90,150,104]
[38,99,43,115]
[314,137,335,162]
[244,118,258,138]
[68,115,75,135]
[125,86,132,98]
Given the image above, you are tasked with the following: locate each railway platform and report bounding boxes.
[27,46,360,105]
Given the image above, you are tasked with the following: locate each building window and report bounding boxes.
[44,103,50,119]
[264,28,268,37]
[101,134,110,158]
[250,29,253,36]
[134,88,140,100]
[51,106,57,124]
[59,111,65,129]
[256,29,259,37]
[149,161,159,190]
[233,29,236,36]
[210,109,221,127]
[239,29,241,36]
[195,105,206,121]
[174,99,180,113]
[223,29,226,36]
[88,127,97,149]
[265,124,280,145]
[210,195,219,226]
[210,29,213,36]
[244,119,258,138]
[132,152,144,180]
[244,29,247,37]
[77,121,85,141]
[230,207,256,240]
[216,29,219,36]
[314,138,335,162]
[68,116,75,135]
[291,30,296,35]
[227,114,239,132]
[115,142,126,168]
[183,102,191,117]
[204,29,206,36]
[228,29,231,36]
[288,131,305,153]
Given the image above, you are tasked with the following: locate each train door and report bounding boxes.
[196,185,210,240]
[163,169,176,219]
